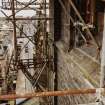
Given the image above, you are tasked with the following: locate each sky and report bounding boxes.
[0,0,37,17]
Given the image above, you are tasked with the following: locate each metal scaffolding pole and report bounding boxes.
[8,0,37,18]
[6,17,53,20]
[0,89,96,100]
[68,0,99,48]
[11,0,17,61]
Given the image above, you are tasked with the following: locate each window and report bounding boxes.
[25,46,28,53]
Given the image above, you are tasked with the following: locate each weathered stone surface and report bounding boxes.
[56,41,99,105]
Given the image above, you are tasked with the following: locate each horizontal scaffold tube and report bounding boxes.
[0,89,96,100]
[0,17,53,20]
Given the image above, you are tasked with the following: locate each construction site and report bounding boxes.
[0,0,105,105]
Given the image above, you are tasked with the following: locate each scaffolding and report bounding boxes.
[0,0,53,96]
[0,0,105,105]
